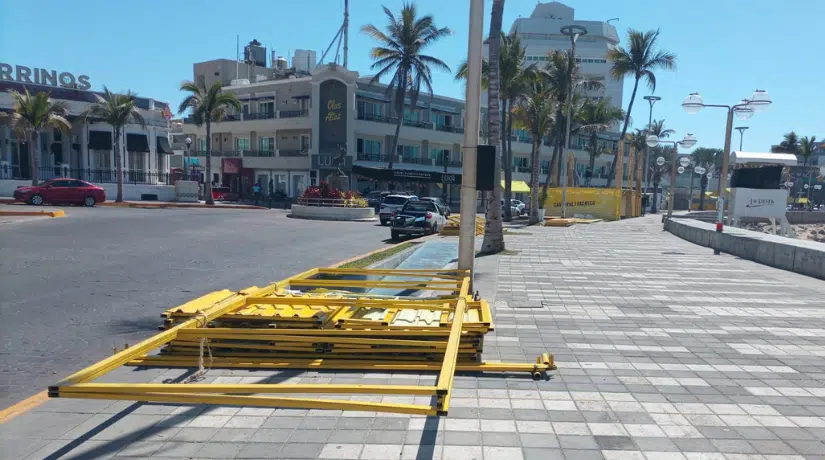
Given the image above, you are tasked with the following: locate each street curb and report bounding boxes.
[0,198,266,211]
[0,209,65,218]
[97,202,268,210]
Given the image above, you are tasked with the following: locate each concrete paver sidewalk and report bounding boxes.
[2,214,825,459]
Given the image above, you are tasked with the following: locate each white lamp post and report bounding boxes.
[647,133,697,219]
[682,90,772,225]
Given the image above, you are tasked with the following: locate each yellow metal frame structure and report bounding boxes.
[49,268,555,416]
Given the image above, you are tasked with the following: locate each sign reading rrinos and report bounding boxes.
[0,63,91,90]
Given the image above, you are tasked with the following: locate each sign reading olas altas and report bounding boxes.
[319,80,347,155]
[0,63,91,90]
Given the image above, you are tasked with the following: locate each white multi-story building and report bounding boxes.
[504,1,622,110]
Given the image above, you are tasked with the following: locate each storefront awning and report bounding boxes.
[88,130,112,150]
[353,165,461,184]
[502,180,530,192]
[127,133,150,152]
[156,136,174,154]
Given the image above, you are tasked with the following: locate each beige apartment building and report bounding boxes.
[179,58,617,199]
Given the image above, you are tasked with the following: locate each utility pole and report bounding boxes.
[458,0,483,273]
[343,0,349,68]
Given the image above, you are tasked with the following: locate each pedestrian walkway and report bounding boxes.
[2,215,825,459]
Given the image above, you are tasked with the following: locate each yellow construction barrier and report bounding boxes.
[440,215,485,236]
[49,268,554,416]
[544,188,622,221]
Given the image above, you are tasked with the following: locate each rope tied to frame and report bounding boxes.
[183,311,213,383]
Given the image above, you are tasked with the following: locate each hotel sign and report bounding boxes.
[0,63,91,90]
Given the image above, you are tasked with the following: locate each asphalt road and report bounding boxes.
[0,207,392,409]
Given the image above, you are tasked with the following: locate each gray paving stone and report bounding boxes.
[482,432,522,447]
[195,442,245,459]
[557,435,599,450]
[594,436,637,450]
[520,433,560,448]
[523,448,565,460]
[277,442,325,459]
[562,449,607,460]
[444,430,483,445]
[235,442,284,459]
[364,430,406,444]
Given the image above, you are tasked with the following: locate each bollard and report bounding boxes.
[714,196,724,255]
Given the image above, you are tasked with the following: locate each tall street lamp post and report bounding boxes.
[682,90,772,224]
[642,96,661,196]
[735,126,749,151]
[458,0,483,273]
[184,137,192,181]
[646,133,698,219]
[560,24,587,219]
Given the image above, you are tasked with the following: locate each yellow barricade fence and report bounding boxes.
[543,188,622,221]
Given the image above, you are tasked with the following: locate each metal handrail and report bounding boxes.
[280,149,309,157]
[280,109,309,118]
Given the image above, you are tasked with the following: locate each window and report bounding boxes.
[259,102,274,116]
[397,145,419,159]
[403,109,419,122]
[301,135,310,150]
[54,130,63,142]
[259,137,275,152]
[198,139,207,152]
[430,148,450,162]
[357,139,382,156]
[434,113,452,128]
[235,137,250,151]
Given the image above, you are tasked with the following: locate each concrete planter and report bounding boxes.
[290,204,375,221]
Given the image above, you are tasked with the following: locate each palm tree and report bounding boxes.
[81,87,146,202]
[480,0,505,254]
[362,3,451,172]
[543,50,575,189]
[605,29,676,187]
[691,147,722,210]
[648,119,673,138]
[178,78,241,205]
[577,98,625,184]
[771,131,800,156]
[457,33,532,222]
[2,89,71,185]
[512,71,556,224]
[798,136,817,166]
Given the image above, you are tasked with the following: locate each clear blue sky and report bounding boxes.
[1,0,822,153]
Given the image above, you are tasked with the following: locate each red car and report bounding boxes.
[13,178,107,207]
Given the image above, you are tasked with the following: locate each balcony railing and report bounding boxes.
[280,109,308,118]
[244,112,276,121]
[210,150,243,157]
[398,156,425,164]
[435,125,464,134]
[357,153,390,162]
[222,114,241,122]
[357,113,397,124]
[280,149,309,157]
[403,119,433,130]
[511,166,531,173]
[243,150,276,157]
[434,158,463,167]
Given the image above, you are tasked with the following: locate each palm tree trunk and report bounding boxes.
[30,130,39,185]
[503,101,513,221]
[529,139,541,224]
[606,78,640,187]
[203,123,213,197]
[481,0,505,254]
[114,128,124,202]
[699,176,707,210]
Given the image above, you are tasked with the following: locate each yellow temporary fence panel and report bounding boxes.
[501,180,531,193]
[543,187,621,221]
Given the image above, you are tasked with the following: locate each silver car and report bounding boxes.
[378,194,418,225]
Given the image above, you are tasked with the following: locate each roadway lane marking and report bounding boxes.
[0,391,48,424]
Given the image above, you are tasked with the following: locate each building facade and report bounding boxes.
[180,57,620,200]
[504,1,622,110]
[0,68,172,184]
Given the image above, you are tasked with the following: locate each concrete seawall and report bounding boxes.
[664,217,825,280]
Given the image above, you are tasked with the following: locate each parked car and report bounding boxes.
[14,178,106,207]
[211,186,239,202]
[420,196,450,216]
[511,199,526,215]
[390,200,447,240]
[501,200,520,217]
[378,194,417,225]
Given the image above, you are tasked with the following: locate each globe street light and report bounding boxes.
[647,133,697,219]
[643,95,662,194]
[682,89,772,224]
[735,126,749,151]
[560,24,588,218]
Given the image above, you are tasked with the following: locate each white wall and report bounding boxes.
[0,179,176,202]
